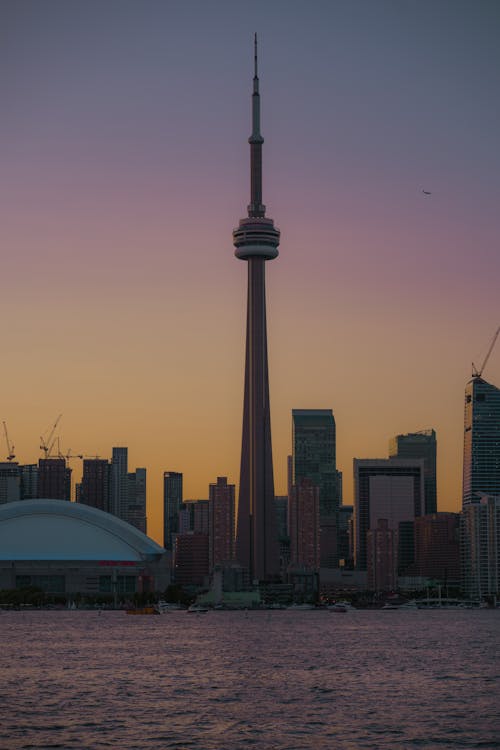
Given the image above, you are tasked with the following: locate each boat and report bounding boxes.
[155,600,182,614]
[286,603,316,610]
[126,606,159,615]
[187,604,209,613]
[328,600,355,613]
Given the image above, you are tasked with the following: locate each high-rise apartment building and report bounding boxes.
[77,459,110,512]
[461,495,500,599]
[163,471,183,551]
[109,448,147,533]
[462,377,500,506]
[126,468,147,535]
[353,458,424,571]
[111,448,128,517]
[234,38,280,582]
[209,477,235,571]
[389,429,437,514]
[0,463,21,504]
[20,464,38,500]
[367,519,397,591]
[292,409,340,566]
[174,532,209,587]
[288,478,320,570]
[37,458,71,501]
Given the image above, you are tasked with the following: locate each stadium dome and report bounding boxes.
[0,499,165,561]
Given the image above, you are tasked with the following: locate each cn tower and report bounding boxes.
[233,35,280,582]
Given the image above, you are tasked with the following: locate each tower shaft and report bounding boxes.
[236,257,279,580]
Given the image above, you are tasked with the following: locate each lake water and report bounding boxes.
[1,609,499,750]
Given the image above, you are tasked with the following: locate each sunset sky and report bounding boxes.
[2,0,499,544]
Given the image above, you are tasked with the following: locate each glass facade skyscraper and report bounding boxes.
[292,409,338,517]
[462,377,500,506]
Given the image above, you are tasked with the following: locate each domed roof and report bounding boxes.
[0,499,165,561]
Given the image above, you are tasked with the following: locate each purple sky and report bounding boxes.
[1,1,499,541]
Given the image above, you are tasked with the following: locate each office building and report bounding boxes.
[461,495,500,599]
[209,477,235,571]
[354,458,424,571]
[234,38,280,582]
[389,429,437,514]
[414,513,460,583]
[292,409,341,566]
[462,377,500,506]
[288,478,320,570]
[163,471,183,551]
[37,458,71,501]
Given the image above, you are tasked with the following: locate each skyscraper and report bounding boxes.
[288,478,320,570]
[163,471,183,551]
[389,429,437,514]
[37,458,71,501]
[77,458,110,512]
[461,495,500,599]
[127,467,147,535]
[111,447,128,517]
[353,458,424,572]
[462,377,500,506]
[234,37,280,582]
[292,409,340,566]
[209,477,235,571]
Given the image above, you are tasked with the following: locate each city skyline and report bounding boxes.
[2,1,500,545]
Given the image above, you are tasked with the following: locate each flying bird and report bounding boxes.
[422,189,432,195]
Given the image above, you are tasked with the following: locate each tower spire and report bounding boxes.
[248,33,264,218]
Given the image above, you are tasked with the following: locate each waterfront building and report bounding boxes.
[366,519,397,591]
[414,513,460,584]
[0,462,21,504]
[292,409,340,567]
[389,429,437,514]
[461,494,500,599]
[209,477,235,571]
[77,458,110,512]
[462,377,500,506]
[163,471,183,551]
[234,38,280,582]
[288,478,320,570]
[37,458,71,501]
[353,458,424,571]
[174,532,209,587]
[0,499,167,595]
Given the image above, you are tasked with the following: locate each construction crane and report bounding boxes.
[40,414,62,458]
[2,422,15,462]
[472,326,500,379]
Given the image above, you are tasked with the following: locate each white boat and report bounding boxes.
[155,600,182,614]
[187,604,209,613]
[286,603,316,610]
